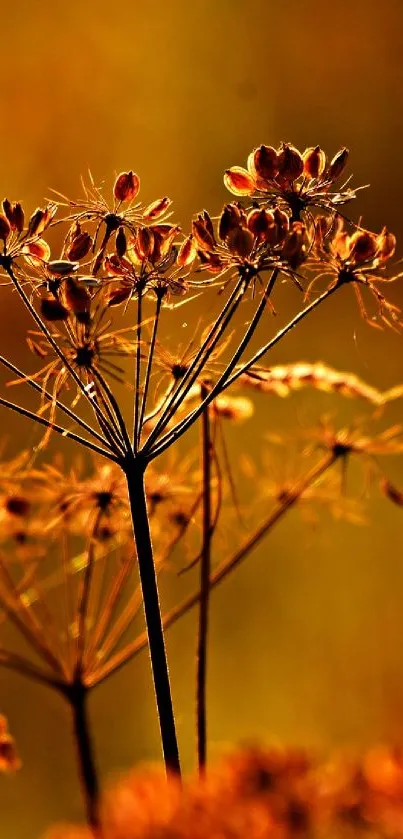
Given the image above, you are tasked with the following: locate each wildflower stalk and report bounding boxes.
[197,382,213,774]
[124,453,181,775]
[138,292,163,443]
[133,287,143,452]
[64,681,101,835]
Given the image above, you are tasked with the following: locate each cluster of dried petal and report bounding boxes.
[45,744,403,839]
[224,144,352,214]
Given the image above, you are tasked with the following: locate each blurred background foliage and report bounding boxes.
[1,0,403,836]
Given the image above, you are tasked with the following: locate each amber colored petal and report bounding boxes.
[223,167,256,196]
[248,145,279,180]
[326,148,349,183]
[177,235,197,267]
[113,171,140,203]
[143,196,171,220]
[23,239,51,264]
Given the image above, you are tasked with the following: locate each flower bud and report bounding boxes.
[23,239,51,263]
[66,231,93,261]
[277,144,304,181]
[227,226,254,259]
[0,214,10,242]
[143,196,171,220]
[348,231,378,265]
[248,145,278,181]
[326,148,349,183]
[40,297,69,322]
[136,227,154,259]
[223,167,256,196]
[113,171,140,203]
[247,208,275,243]
[302,146,326,179]
[192,219,216,251]
[177,235,197,267]
[115,226,127,258]
[27,205,56,237]
[62,277,91,315]
[12,203,24,233]
[376,227,396,261]
[219,203,243,241]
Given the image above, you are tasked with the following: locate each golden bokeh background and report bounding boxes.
[1,0,403,836]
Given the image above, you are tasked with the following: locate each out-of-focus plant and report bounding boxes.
[0,143,401,833]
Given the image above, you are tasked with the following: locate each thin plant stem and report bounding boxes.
[197,382,212,774]
[125,454,181,775]
[75,512,103,679]
[150,281,338,458]
[137,293,162,445]
[0,649,65,691]
[64,681,101,835]
[91,451,338,685]
[0,356,117,453]
[0,396,118,461]
[133,288,143,452]
[143,271,249,451]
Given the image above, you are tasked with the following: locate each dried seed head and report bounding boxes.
[302,146,326,179]
[248,145,279,181]
[273,208,289,243]
[113,171,140,203]
[211,395,254,421]
[277,144,304,181]
[135,226,154,260]
[12,203,24,234]
[40,297,70,322]
[0,214,10,242]
[66,231,93,261]
[224,167,256,196]
[326,147,349,183]
[27,205,56,237]
[143,196,171,220]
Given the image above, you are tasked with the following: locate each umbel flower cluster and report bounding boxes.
[0,141,402,836]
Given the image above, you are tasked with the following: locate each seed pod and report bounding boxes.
[0,214,10,241]
[376,227,396,261]
[302,146,326,179]
[248,145,278,181]
[143,196,171,220]
[177,235,197,267]
[63,277,91,315]
[380,477,403,506]
[192,219,216,251]
[23,239,51,263]
[12,203,24,233]
[348,231,378,265]
[219,203,243,241]
[27,204,56,237]
[277,144,304,181]
[66,231,93,261]
[136,227,154,259]
[273,208,289,243]
[227,226,254,259]
[107,285,132,306]
[47,260,80,276]
[2,200,13,225]
[115,226,127,257]
[40,297,69,322]
[223,167,256,196]
[113,171,140,202]
[247,208,275,243]
[326,148,349,183]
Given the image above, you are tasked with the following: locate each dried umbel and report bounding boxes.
[0,141,401,833]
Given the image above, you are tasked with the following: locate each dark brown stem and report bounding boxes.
[66,681,101,835]
[125,455,181,775]
[197,383,212,773]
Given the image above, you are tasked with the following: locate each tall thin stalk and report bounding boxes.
[196,382,213,773]
[125,454,181,775]
[64,681,101,835]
